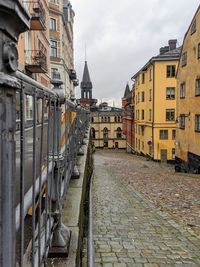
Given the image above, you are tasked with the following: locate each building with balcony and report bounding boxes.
[18,0,50,88]
[49,0,77,98]
[132,40,181,162]
[91,102,126,149]
[122,83,135,153]
[176,6,200,173]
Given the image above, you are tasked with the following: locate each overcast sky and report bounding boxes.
[71,0,199,107]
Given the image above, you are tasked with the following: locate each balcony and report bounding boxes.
[25,50,48,73]
[23,1,46,30]
[69,69,77,80]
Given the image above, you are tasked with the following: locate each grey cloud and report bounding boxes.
[71,0,199,107]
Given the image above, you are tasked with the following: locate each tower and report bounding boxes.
[79,61,97,108]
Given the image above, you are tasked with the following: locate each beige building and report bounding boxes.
[49,0,77,98]
[176,6,200,173]
[132,40,180,162]
[91,103,126,149]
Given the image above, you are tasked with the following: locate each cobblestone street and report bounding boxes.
[93,150,200,267]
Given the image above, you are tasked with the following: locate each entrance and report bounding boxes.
[160,149,167,163]
[115,142,118,149]
[104,141,108,148]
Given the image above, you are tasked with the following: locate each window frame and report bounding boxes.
[166,87,175,100]
[166,65,176,78]
[166,109,175,121]
[160,130,168,140]
[180,82,186,99]
[50,17,57,31]
[179,114,185,129]
[50,39,58,57]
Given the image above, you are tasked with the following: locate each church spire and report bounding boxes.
[81,61,93,90]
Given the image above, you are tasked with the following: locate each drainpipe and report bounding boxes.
[151,61,155,160]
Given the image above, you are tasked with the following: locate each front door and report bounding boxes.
[160,149,167,163]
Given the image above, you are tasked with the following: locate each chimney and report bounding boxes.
[168,39,177,51]
[160,46,170,55]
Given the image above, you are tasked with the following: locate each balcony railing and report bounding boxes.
[69,69,77,80]
[23,1,46,30]
[25,50,48,73]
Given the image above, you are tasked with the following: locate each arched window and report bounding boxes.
[103,127,108,139]
[91,128,96,139]
[116,127,122,138]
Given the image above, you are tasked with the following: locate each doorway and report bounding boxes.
[160,149,167,163]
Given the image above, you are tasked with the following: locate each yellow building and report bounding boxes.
[176,6,200,173]
[91,103,126,149]
[132,40,180,162]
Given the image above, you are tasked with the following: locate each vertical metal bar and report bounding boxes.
[49,100,56,242]
[32,90,37,267]
[44,96,50,263]
[38,97,45,266]
[19,85,25,267]
[0,90,16,267]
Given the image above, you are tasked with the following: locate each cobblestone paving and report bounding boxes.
[93,150,200,267]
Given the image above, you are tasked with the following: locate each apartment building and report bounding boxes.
[18,0,51,88]
[176,5,200,173]
[132,40,180,162]
[91,102,126,149]
[49,0,78,98]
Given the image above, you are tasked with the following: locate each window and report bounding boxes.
[149,89,152,101]
[179,114,185,129]
[195,115,200,132]
[172,130,176,140]
[195,78,200,96]
[149,67,153,81]
[50,18,57,30]
[91,128,95,139]
[141,110,144,120]
[91,117,94,123]
[191,19,196,35]
[50,40,58,57]
[180,83,186,98]
[149,109,152,121]
[160,130,168,140]
[166,87,175,100]
[198,43,200,59]
[181,52,187,67]
[142,73,145,84]
[141,91,145,102]
[51,67,58,78]
[166,109,175,121]
[50,0,58,3]
[141,126,145,136]
[108,117,110,123]
[166,65,176,78]
[103,128,108,139]
[116,127,122,138]
[138,110,140,120]
[142,141,144,150]
[138,92,140,102]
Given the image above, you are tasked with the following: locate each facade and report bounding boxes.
[122,83,135,153]
[49,0,78,98]
[18,0,76,97]
[79,61,97,109]
[132,40,180,162]
[91,103,126,149]
[176,6,200,173]
[18,0,51,87]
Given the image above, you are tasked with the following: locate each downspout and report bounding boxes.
[151,61,155,160]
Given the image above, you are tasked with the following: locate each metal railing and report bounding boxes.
[1,69,90,266]
[0,2,91,265]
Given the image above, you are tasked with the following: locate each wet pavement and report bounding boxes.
[93,150,200,267]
